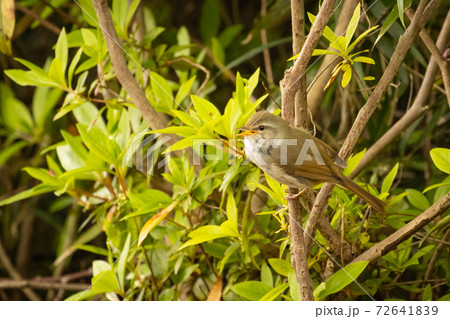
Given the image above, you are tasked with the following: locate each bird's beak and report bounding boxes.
[236,127,257,137]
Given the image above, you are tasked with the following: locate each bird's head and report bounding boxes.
[237,111,289,140]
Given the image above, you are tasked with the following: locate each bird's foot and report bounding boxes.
[285,188,307,200]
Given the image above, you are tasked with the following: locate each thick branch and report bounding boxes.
[282,0,336,126]
[282,0,329,301]
[352,191,450,264]
[287,197,314,300]
[350,9,450,178]
[304,0,437,253]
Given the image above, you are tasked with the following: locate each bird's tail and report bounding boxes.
[339,175,385,214]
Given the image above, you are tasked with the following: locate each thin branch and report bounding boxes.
[352,191,450,264]
[423,229,450,283]
[260,0,274,87]
[0,279,90,291]
[0,238,41,301]
[406,9,450,107]
[305,0,439,253]
[15,3,61,35]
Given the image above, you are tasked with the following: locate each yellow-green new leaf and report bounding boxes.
[353,56,375,64]
[345,3,361,49]
[138,199,180,246]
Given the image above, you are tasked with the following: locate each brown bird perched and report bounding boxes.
[237,111,385,213]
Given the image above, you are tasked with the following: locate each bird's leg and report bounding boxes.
[285,188,308,200]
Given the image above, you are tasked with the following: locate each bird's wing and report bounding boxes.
[269,137,341,187]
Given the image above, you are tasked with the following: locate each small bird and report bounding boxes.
[237,111,385,213]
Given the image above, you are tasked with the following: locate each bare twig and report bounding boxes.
[260,0,274,87]
[423,229,450,283]
[163,57,211,101]
[0,238,41,301]
[0,279,90,291]
[406,9,450,107]
[15,3,61,35]
[352,191,450,264]
[305,0,439,253]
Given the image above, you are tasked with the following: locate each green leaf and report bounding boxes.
[138,200,179,246]
[219,219,239,238]
[310,49,342,57]
[48,58,66,86]
[55,28,68,74]
[423,181,450,193]
[226,191,237,223]
[317,261,369,300]
[172,110,201,127]
[117,233,131,292]
[0,184,56,207]
[211,37,225,65]
[179,225,230,250]
[150,71,173,111]
[175,76,196,105]
[77,0,99,27]
[61,130,88,161]
[200,0,220,44]
[343,149,366,176]
[381,163,399,194]
[56,144,84,172]
[74,245,108,256]
[341,64,352,87]
[348,25,378,53]
[73,102,106,132]
[345,3,360,49]
[154,126,197,137]
[261,261,273,288]
[231,281,272,301]
[406,189,430,210]
[77,124,116,166]
[288,269,301,301]
[268,258,292,277]
[218,24,243,48]
[0,93,34,133]
[353,56,375,64]
[23,167,61,187]
[91,268,121,295]
[218,242,240,274]
[430,148,450,174]
[68,48,83,88]
[423,284,432,301]
[397,0,405,28]
[259,283,289,301]
[191,95,220,122]
[4,69,56,87]
[32,87,63,128]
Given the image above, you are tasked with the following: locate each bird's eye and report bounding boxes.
[258,125,265,131]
